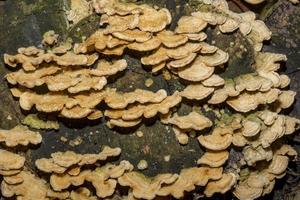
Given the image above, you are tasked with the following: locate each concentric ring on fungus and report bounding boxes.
[1,0,299,199]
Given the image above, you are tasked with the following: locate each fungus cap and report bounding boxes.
[242,119,261,137]
[157,30,188,48]
[0,125,42,147]
[198,127,233,151]
[118,172,179,200]
[141,47,169,66]
[167,111,213,131]
[172,126,189,145]
[127,37,161,52]
[1,170,48,200]
[104,89,168,109]
[197,151,229,167]
[204,173,237,197]
[107,118,142,128]
[180,84,214,100]
[112,29,152,43]
[199,49,229,67]
[175,16,208,34]
[226,89,281,113]
[167,53,197,69]
[138,7,172,32]
[243,146,273,166]
[0,150,25,171]
[202,74,225,87]
[178,58,215,82]
[6,65,60,88]
[157,167,223,199]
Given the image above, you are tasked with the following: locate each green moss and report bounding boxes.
[239,168,250,182]
[18,1,41,15]
[67,13,100,42]
[22,114,59,130]
[186,0,230,17]
[217,112,234,126]
[245,113,261,121]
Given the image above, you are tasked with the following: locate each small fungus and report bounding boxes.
[137,160,148,170]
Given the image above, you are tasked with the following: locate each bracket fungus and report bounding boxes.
[197,151,229,168]
[0,125,42,147]
[226,89,281,113]
[1,0,300,199]
[0,150,25,173]
[175,16,208,34]
[6,65,61,88]
[70,187,97,200]
[1,170,49,200]
[234,144,298,200]
[104,92,182,122]
[118,172,179,200]
[35,146,121,174]
[42,30,59,46]
[156,167,223,199]
[243,146,273,166]
[104,89,168,109]
[164,111,213,131]
[66,0,93,25]
[50,161,133,198]
[204,173,237,197]
[198,127,233,151]
[177,58,215,82]
[242,118,261,137]
[172,126,189,145]
[180,84,215,100]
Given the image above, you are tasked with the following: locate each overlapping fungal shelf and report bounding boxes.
[1,0,299,199]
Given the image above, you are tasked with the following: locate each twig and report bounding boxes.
[287,68,300,75]
[287,168,300,176]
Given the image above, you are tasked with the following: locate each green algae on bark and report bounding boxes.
[22,114,59,130]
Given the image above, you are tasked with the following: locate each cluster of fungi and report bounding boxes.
[1,0,300,199]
